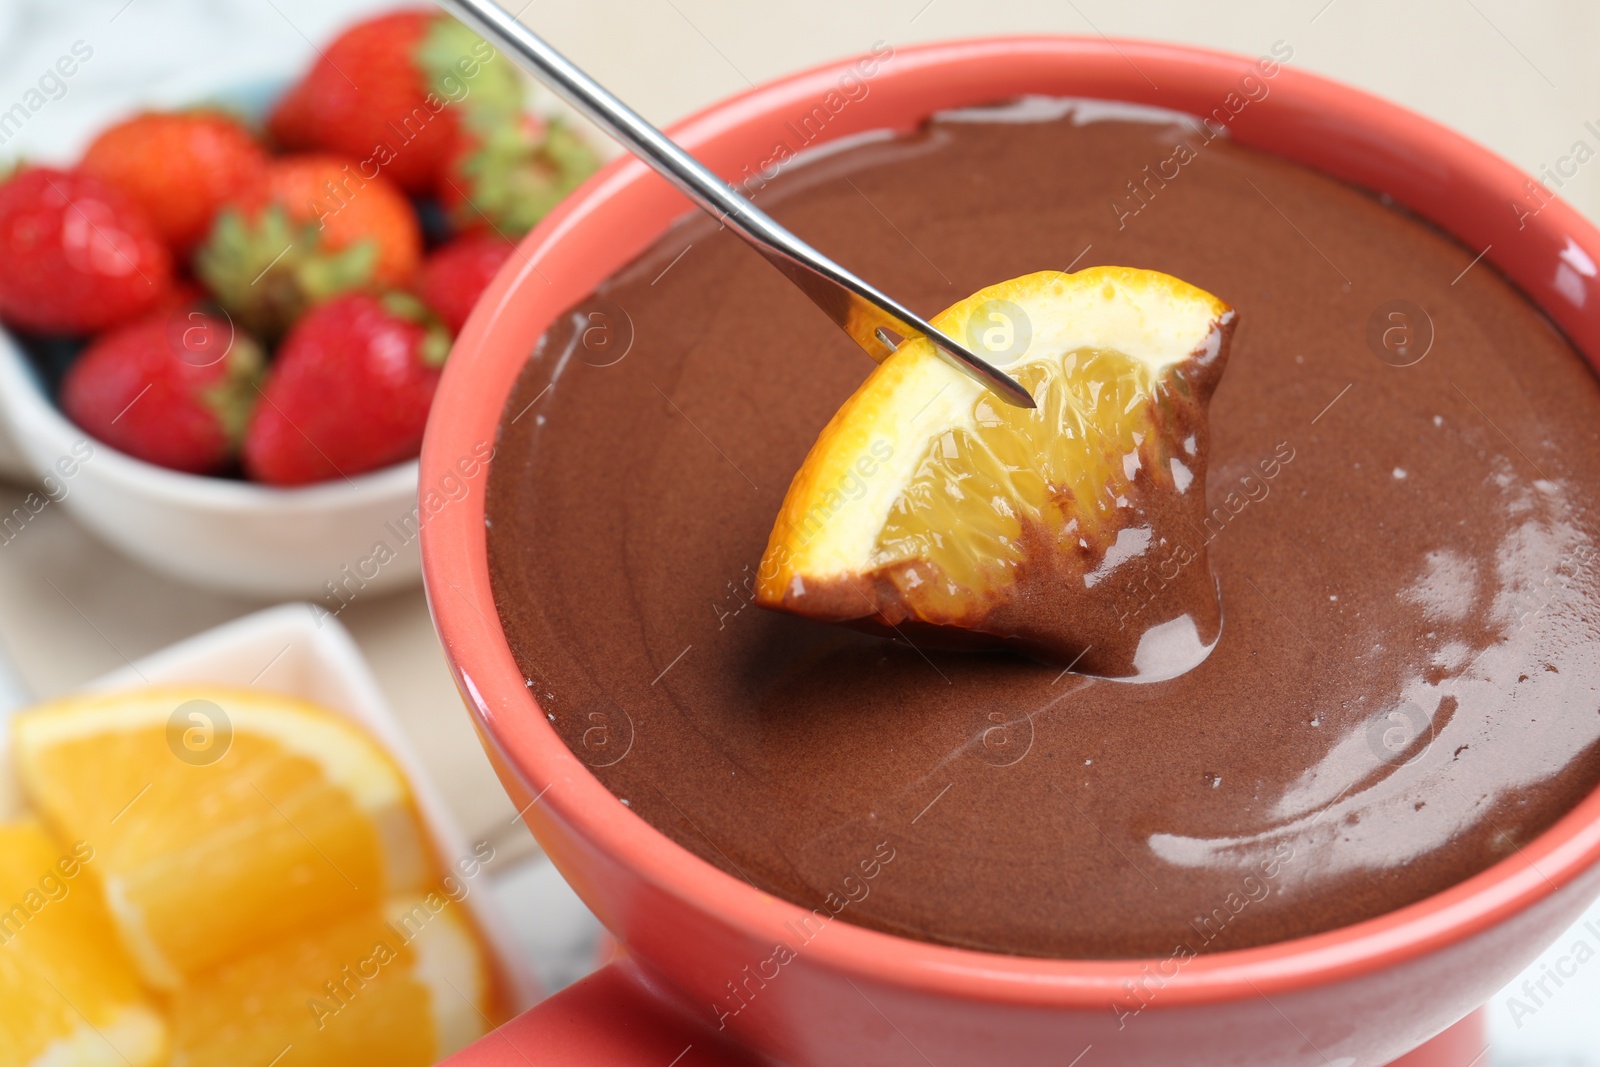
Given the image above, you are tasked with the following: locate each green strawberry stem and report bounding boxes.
[379,289,453,367]
[197,206,380,338]
[201,335,265,450]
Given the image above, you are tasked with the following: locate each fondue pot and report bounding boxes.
[420,36,1600,1066]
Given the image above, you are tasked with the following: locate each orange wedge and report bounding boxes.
[0,819,167,1066]
[12,687,434,989]
[757,267,1234,675]
[167,896,493,1066]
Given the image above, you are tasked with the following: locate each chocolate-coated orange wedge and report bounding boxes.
[755,267,1234,676]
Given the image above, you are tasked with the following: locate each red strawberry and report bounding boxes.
[81,111,268,253]
[244,292,450,486]
[196,154,421,338]
[417,231,515,333]
[62,306,263,474]
[440,112,598,238]
[268,10,523,194]
[0,168,172,335]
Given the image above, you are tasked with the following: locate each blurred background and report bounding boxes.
[0,0,1597,1062]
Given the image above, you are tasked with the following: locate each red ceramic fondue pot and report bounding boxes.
[420,36,1600,1067]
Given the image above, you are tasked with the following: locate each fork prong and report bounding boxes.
[926,330,1038,410]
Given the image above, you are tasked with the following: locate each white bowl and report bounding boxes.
[0,602,541,1015]
[0,51,613,599]
[0,342,426,597]
[0,58,427,598]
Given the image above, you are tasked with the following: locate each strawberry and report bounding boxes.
[61,305,263,475]
[0,168,172,335]
[268,10,523,195]
[196,154,421,338]
[81,110,268,253]
[417,231,515,333]
[440,111,599,238]
[244,292,450,486]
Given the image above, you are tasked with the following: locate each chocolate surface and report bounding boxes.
[487,102,1600,959]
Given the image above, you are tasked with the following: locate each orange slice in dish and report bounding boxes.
[12,687,434,989]
[0,819,167,1066]
[756,267,1234,677]
[167,896,494,1066]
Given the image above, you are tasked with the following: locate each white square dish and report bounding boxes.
[0,601,542,1015]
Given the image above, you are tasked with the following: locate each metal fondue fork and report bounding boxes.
[434,0,1036,410]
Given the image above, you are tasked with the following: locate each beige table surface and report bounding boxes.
[3,0,1600,1051]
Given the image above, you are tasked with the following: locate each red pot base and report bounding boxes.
[1389,1010,1486,1067]
[444,964,1488,1067]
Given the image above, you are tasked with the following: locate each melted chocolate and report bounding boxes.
[487,103,1600,959]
